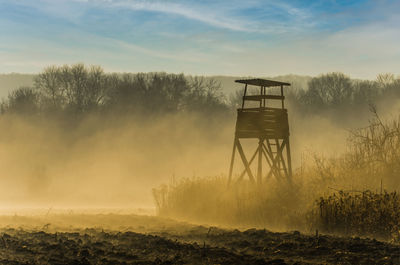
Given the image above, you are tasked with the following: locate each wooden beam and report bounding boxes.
[285,137,293,181]
[257,139,263,185]
[241,84,247,109]
[275,139,282,176]
[237,107,288,111]
[236,147,259,183]
[276,139,289,178]
[235,78,290,87]
[262,87,266,107]
[243,95,285,101]
[227,138,237,186]
[235,139,256,183]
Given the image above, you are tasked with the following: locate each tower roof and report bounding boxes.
[235,78,290,87]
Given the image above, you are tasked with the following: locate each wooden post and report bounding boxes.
[275,139,282,177]
[242,84,247,109]
[257,138,263,185]
[227,138,237,185]
[263,87,266,107]
[277,139,289,178]
[285,137,293,180]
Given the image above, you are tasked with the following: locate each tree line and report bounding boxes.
[292,72,400,109]
[1,64,227,119]
[2,64,400,119]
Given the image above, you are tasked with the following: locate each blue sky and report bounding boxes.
[0,0,399,78]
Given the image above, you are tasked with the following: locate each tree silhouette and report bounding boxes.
[304,72,353,107]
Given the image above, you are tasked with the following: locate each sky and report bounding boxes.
[0,0,399,79]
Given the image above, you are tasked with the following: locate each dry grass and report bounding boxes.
[309,190,400,242]
[153,110,400,238]
[153,176,306,230]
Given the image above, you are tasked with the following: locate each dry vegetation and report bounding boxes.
[309,190,400,242]
[154,108,400,241]
[153,177,304,230]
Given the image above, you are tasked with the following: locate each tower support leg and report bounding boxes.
[285,137,293,181]
[257,138,263,185]
[227,138,237,186]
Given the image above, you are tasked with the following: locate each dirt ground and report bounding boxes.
[0,214,399,264]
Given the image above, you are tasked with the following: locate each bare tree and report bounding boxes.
[305,72,353,107]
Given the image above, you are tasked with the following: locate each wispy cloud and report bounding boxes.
[1,0,400,77]
[75,0,314,34]
[3,0,321,34]
[84,0,257,32]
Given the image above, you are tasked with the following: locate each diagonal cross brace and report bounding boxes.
[235,138,256,183]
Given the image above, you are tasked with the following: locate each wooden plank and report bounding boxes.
[237,114,287,120]
[243,95,285,101]
[236,123,287,130]
[235,131,288,136]
[237,119,285,124]
[236,128,289,135]
[237,116,288,124]
[235,132,289,139]
[236,121,287,127]
[238,109,287,115]
[237,116,288,123]
[237,114,286,119]
[238,107,288,112]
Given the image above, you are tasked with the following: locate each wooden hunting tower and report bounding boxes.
[228,78,292,185]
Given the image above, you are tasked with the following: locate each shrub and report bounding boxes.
[308,190,400,242]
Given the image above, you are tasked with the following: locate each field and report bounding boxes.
[0,214,399,264]
[1,65,400,264]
